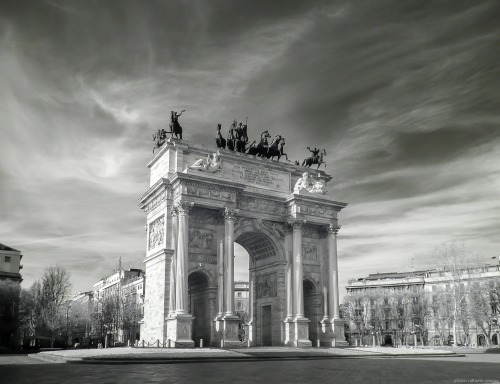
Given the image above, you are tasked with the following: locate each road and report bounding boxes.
[1,354,499,384]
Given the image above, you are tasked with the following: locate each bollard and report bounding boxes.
[128,340,130,347]
[317,339,320,347]
[221,339,224,348]
[247,339,251,348]
[200,339,203,348]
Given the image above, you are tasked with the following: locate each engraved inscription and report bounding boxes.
[229,164,289,191]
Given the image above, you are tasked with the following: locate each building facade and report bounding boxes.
[344,265,500,347]
[0,243,23,349]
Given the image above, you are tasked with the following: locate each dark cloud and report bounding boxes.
[1,0,499,298]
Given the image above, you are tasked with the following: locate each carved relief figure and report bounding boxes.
[188,228,214,249]
[152,128,168,154]
[148,215,165,250]
[302,242,318,260]
[293,172,328,195]
[188,151,222,173]
[256,273,277,298]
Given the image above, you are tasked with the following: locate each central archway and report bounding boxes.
[234,223,286,346]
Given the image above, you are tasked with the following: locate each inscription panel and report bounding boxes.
[225,163,290,192]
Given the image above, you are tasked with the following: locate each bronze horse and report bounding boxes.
[266,135,283,160]
[302,148,327,169]
[235,124,249,153]
[256,130,271,157]
[215,124,226,149]
[246,141,258,156]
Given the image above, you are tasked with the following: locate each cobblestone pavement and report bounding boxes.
[1,354,499,384]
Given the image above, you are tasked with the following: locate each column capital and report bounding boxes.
[327,224,341,236]
[176,201,194,215]
[170,204,179,217]
[223,207,239,221]
[287,219,306,231]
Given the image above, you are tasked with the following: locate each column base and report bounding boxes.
[221,316,241,347]
[294,317,312,347]
[166,314,195,348]
[331,318,349,347]
[283,318,295,346]
[319,319,334,346]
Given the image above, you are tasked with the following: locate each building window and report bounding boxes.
[4,256,11,263]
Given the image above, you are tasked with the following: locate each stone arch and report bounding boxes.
[234,220,285,264]
[188,270,213,347]
[188,267,215,287]
[303,278,321,345]
[233,221,286,346]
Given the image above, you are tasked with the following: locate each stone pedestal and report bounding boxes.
[283,318,295,346]
[294,318,312,347]
[166,315,195,348]
[319,319,334,346]
[222,316,241,347]
[331,318,349,347]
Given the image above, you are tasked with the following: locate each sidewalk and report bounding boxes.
[29,346,461,364]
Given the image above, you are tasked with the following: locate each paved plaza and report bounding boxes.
[0,349,499,384]
[1,347,500,384]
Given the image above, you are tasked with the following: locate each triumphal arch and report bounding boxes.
[138,139,348,347]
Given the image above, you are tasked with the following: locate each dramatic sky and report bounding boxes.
[1,0,499,301]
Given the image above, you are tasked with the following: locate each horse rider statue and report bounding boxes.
[169,110,185,140]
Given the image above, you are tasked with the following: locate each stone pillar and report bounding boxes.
[283,223,294,345]
[166,201,194,348]
[292,220,306,319]
[168,206,178,316]
[216,230,225,319]
[290,220,311,347]
[327,224,340,320]
[327,224,348,346]
[246,270,254,345]
[222,208,240,345]
[175,201,193,315]
[223,208,238,317]
[284,223,294,319]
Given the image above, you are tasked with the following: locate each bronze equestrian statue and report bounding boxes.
[169,110,185,140]
[302,147,327,169]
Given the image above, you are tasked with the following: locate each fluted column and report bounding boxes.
[168,206,179,316]
[284,222,294,320]
[216,227,224,318]
[292,220,306,319]
[223,208,238,317]
[175,201,193,315]
[327,224,341,319]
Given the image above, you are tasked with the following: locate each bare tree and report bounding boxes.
[433,241,478,347]
[468,279,499,346]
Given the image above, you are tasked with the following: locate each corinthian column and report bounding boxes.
[168,205,179,316]
[223,208,239,317]
[175,201,193,315]
[327,224,341,320]
[284,223,294,320]
[292,220,306,319]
